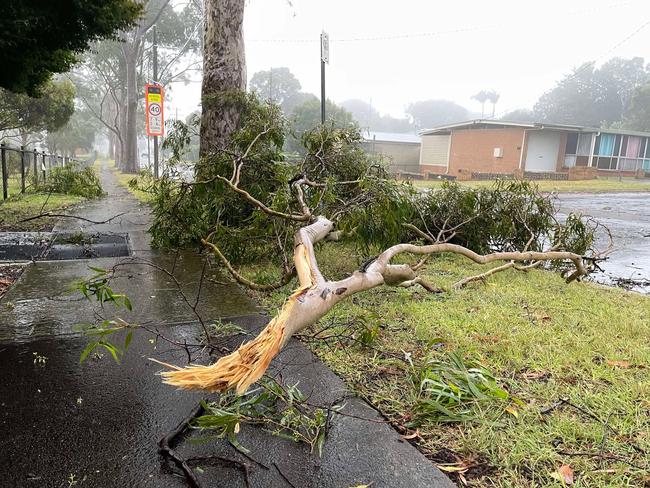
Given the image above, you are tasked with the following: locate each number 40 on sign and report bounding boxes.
[145,84,164,137]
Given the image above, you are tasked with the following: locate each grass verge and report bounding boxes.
[241,243,650,487]
[413,177,650,193]
[0,192,84,231]
[106,159,153,203]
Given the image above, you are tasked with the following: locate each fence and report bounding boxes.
[0,143,87,200]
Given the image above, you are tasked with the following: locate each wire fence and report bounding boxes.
[0,144,91,200]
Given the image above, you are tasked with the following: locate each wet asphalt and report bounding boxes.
[557,192,650,293]
[0,163,453,488]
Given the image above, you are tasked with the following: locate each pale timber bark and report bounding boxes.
[160,215,589,395]
[198,0,246,166]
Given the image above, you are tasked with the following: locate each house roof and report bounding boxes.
[419,119,650,138]
[362,131,420,144]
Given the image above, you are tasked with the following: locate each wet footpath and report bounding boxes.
[0,161,453,488]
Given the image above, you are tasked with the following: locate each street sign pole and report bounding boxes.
[320,31,329,124]
[152,25,159,179]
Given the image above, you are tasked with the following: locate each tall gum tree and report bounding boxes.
[152,0,605,396]
[199,0,246,169]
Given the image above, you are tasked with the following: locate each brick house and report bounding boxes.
[419,120,650,179]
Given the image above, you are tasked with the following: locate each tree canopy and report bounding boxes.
[534,57,649,127]
[0,0,142,95]
[46,107,99,156]
[341,99,413,133]
[623,83,650,131]
[0,79,75,133]
[249,67,303,114]
[406,99,469,130]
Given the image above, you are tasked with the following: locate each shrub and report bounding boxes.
[146,94,596,266]
[41,164,104,198]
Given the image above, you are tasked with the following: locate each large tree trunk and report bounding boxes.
[115,55,128,169]
[108,130,115,160]
[123,41,140,173]
[199,0,246,166]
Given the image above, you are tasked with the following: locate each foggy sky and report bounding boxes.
[169,0,650,122]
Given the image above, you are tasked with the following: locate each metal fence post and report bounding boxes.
[42,151,46,182]
[1,143,7,200]
[20,145,26,193]
[33,149,38,186]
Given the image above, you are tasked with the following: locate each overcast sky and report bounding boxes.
[169,0,650,121]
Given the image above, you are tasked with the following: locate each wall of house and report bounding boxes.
[363,141,421,174]
[447,127,525,176]
[419,135,450,175]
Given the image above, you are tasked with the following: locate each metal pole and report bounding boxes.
[320,59,326,124]
[153,25,159,179]
[20,145,26,193]
[33,149,38,186]
[42,152,46,182]
[1,144,7,200]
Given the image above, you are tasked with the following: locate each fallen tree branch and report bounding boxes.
[453,260,542,289]
[159,403,205,488]
[216,175,309,222]
[157,215,589,395]
[202,238,296,291]
[19,212,127,225]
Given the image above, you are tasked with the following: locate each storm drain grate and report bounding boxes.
[0,232,130,261]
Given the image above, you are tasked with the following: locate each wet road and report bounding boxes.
[557,192,650,292]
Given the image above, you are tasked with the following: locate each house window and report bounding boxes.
[564,133,579,167]
[577,134,592,156]
[565,133,578,154]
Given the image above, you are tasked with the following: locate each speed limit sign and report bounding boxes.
[145,84,164,136]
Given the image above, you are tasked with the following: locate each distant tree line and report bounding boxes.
[252,57,650,138]
[502,57,650,131]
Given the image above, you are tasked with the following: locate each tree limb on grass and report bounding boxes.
[157,216,589,395]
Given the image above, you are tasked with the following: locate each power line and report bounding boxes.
[248,0,641,44]
[492,17,650,119]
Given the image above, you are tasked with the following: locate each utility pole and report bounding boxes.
[320,31,329,124]
[152,25,159,179]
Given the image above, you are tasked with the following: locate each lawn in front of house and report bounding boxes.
[413,177,650,193]
[0,192,84,231]
[243,243,650,487]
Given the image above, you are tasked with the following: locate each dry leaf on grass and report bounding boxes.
[522,370,550,380]
[550,464,574,485]
[401,429,420,440]
[505,406,519,418]
[606,359,631,368]
[436,463,469,473]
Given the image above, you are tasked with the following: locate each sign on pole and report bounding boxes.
[145,84,164,137]
[320,31,329,64]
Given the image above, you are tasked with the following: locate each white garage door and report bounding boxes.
[525,131,561,172]
[419,135,450,167]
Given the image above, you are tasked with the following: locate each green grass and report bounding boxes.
[0,192,84,231]
[413,177,650,193]
[106,159,153,203]
[242,244,650,487]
